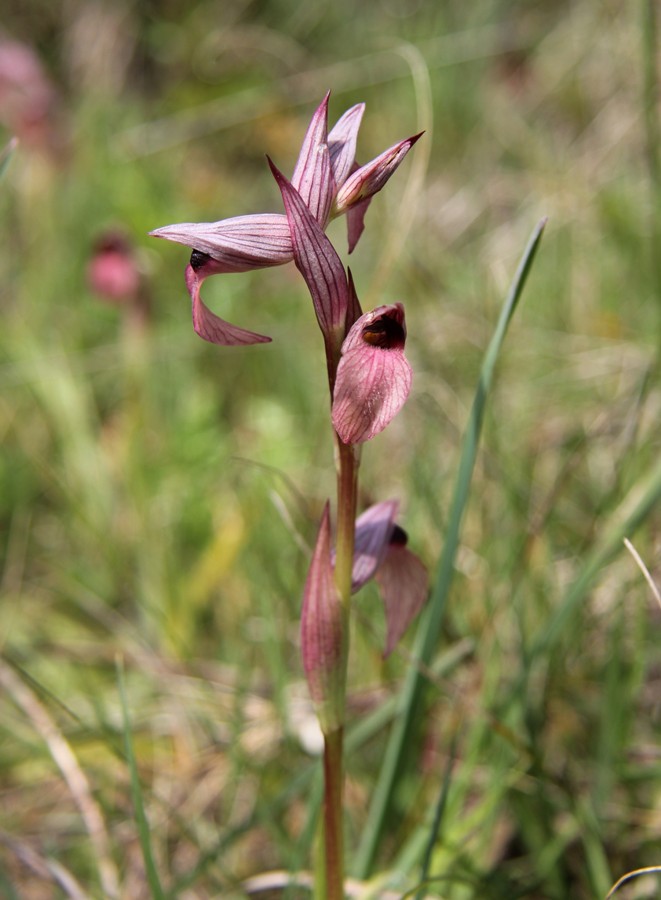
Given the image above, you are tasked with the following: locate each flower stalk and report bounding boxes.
[150,94,427,897]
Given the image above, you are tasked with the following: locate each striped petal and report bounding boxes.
[186,264,271,346]
[291,92,333,226]
[328,102,365,188]
[269,158,348,341]
[333,133,423,214]
[150,214,293,272]
[332,303,412,444]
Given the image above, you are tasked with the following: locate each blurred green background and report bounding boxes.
[1,1,661,897]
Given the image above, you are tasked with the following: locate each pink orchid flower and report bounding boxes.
[332,303,412,444]
[351,501,428,657]
[150,94,421,345]
[306,500,427,682]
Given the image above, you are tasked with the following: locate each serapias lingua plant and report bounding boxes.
[151,93,427,899]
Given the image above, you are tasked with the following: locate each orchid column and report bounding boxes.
[151,94,427,899]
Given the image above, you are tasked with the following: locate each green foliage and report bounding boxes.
[1,1,661,897]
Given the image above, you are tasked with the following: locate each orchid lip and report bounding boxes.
[361,314,406,348]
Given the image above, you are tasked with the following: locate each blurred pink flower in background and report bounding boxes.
[0,37,63,157]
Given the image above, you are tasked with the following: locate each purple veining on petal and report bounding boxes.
[291,92,334,226]
[269,158,348,340]
[334,133,423,214]
[150,214,293,272]
[328,102,365,189]
[376,541,428,657]
[186,264,271,346]
[332,303,412,444]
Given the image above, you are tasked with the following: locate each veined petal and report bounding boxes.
[376,537,428,657]
[150,214,293,272]
[328,102,365,188]
[186,265,271,346]
[351,500,398,592]
[333,132,423,214]
[346,196,371,254]
[301,503,345,733]
[291,92,333,226]
[269,158,348,341]
[332,303,412,444]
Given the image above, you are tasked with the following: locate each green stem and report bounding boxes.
[334,439,359,606]
[319,437,358,899]
[322,727,345,900]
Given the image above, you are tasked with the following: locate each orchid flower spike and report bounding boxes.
[149,94,421,345]
[332,303,412,444]
[352,501,428,656]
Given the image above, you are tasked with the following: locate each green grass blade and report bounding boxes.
[531,452,661,659]
[353,217,548,878]
[0,136,17,180]
[414,736,456,900]
[117,660,166,900]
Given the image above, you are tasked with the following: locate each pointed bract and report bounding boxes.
[269,158,348,341]
[149,214,293,272]
[376,541,428,657]
[333,133,423,214]
[301,503,345,733]
[332,303,412,444]
[345,269,363,333]
[186,265,271,345]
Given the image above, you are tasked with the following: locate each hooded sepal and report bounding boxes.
[328,102,365,189]
[332,303,412,444]
[301,503,345,734]
[291,91,334,227]
[149,214,293,272]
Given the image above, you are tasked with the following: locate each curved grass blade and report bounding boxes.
[353,217,548,878]
[117,660,166,900]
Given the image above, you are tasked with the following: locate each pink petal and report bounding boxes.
[346,196,371,254]
[332,303,412,444]
[333,133,423,213]
[376,543,428,657]
[186,265,271,346]
[328,102,365,188]
[150,214,293,272]
[351,500,398,592]
[291,92,333,226]
[301,503,344,732]
[269,158,348,340]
